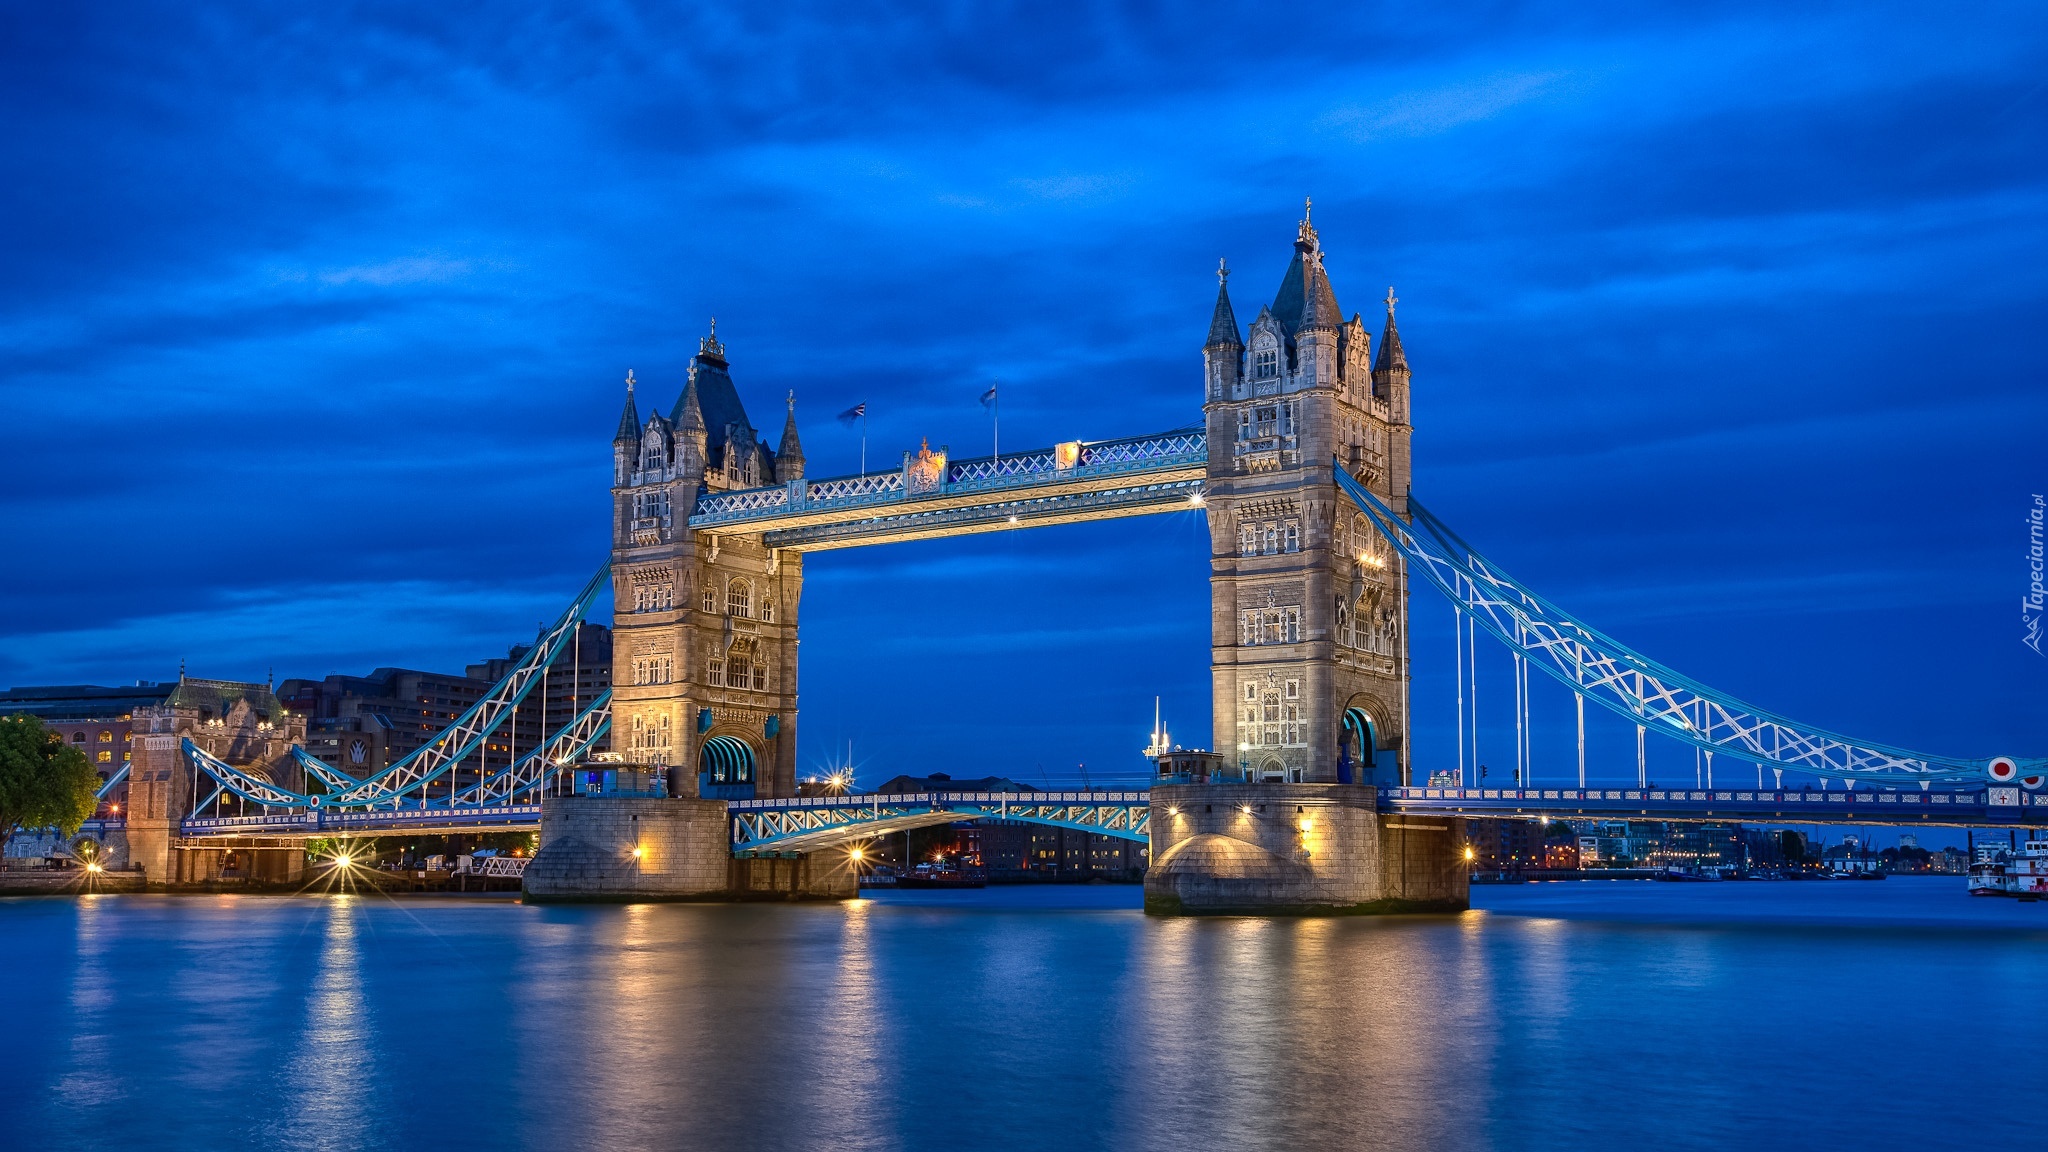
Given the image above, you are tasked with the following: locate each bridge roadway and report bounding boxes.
[686,427,1206,550]
[114,783,2048,854]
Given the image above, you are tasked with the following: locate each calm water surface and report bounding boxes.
[3,878,2043,1151]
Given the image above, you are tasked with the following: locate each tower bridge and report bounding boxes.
[72,206,2043,906]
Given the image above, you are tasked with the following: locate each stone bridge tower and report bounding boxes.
[1202,206,1413,787]
[608,325,804,800]
[1145,207,1461,916]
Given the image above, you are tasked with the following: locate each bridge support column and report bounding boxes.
[1144,783,1467,915]
[522,796,855,903]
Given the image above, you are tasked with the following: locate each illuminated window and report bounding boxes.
[98,731,112,743]
[97,750,112,762]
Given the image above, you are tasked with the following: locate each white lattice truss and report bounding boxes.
[1337,465,2041,785]
[728,792,1151,854]
[183,564,611,812]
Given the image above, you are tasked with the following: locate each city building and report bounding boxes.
[0,681,176,818]
[277,622,612,789]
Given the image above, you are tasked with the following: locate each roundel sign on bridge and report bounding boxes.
[1986,756,2019,784]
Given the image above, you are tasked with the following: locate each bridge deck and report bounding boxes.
[1382,785,2045,827]
[687,428,1205,550]
[88,784,2045,851]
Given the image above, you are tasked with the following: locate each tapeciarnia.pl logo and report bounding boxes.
[2026,494,2045,656]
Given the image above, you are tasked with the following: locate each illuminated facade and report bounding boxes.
[608,328,804,798]
[1203,208,1414,784]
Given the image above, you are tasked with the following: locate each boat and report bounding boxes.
[895,862,987,890]
[1969,839,2048,899]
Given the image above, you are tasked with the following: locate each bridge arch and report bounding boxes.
[699,734,756,785]
[1340,695,1395,784]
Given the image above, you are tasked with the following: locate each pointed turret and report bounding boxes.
[613,370,641,444]
[1204,259,1245,400]
[674,367,706,432]
[1298,251,1340,332]
[1206,260,1243,350]
[776,392,806,481]
[1373,287,1407,373]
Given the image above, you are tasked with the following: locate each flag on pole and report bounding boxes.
[978,385,997,408]
[837,402,867,425]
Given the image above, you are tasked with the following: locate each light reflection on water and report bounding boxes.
[3,879,2044,1152]
[272,897,377,1151]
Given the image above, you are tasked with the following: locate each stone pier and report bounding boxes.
[1144,782,1466,915]
[522,795,855,903]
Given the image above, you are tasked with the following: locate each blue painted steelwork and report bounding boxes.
[94,763,129,801]
[687,426,1206,546]
[1382,785,2048,827]
[728,791,1151,854]
[1335,464,2045,786]
[182,565,611,813]
[179,803,543,839]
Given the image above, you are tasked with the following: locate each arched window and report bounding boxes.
[726,580,751,617]
[702,587,716,613]
[760,598,774,623]
[1255,345,1278,379]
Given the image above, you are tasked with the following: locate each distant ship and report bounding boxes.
[895,862,986,889]
[1969,839,2048,899]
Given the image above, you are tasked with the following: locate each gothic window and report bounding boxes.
[726,580,751,618]
[1239,525,1255,557]
[1254,406,1278,437]
[761,599,774,623]
[751,664,767,691]
[1255,347,1278,379]
[705,659,724,688]
[1238,607,1301,646]
[702,588,717,613]
[1284,522,1299,553]
[725,656,752,688]
[1262,526,1278,555]
[633,490,670,523]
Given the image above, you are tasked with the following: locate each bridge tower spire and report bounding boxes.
[608,326,802,802]
[1201,213,1414,789]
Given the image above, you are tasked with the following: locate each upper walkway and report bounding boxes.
[687,427,1205,550]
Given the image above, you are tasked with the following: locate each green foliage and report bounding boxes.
[0,715,101,850]
[1778,829,1807,863]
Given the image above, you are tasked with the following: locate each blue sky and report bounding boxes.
[2,3,2043,790]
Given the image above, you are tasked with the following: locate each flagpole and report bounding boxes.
[860,409,867,477]
[993,381,1000,464]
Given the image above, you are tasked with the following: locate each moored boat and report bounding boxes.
[1969,839,2048,899]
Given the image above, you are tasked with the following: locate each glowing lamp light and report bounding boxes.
[1238,805,1252,815]
[1463,846,1476,862]
[85,862,104,875]
[849,847,866,862]
[1167,806,1180,816]
[631,846,644,859]
[1188,494,1204,507]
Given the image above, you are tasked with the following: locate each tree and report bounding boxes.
[0,715,100,853]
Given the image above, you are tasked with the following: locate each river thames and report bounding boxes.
[3,879,2040,1151]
